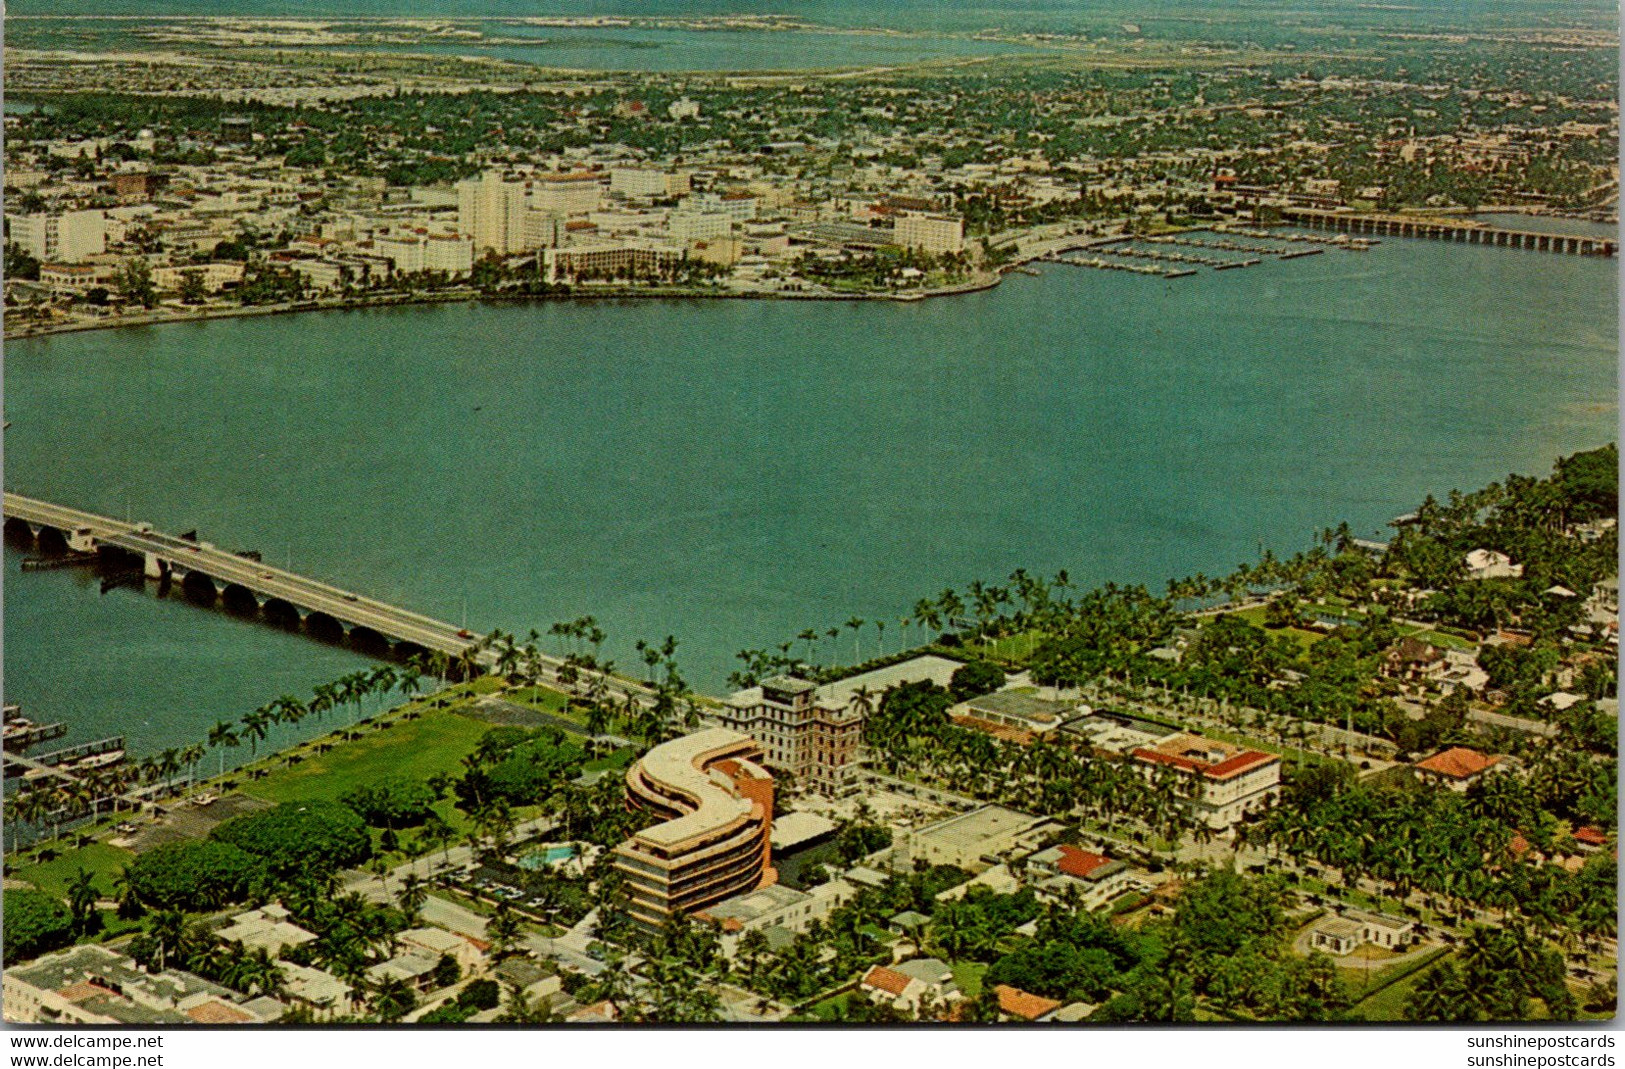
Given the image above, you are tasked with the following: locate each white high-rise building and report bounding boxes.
[6,210,108,263]
[894,211,965,255]
[374,227,473,276]
[610,168,690,200]
[456,173,528,256]
[668,210,733,245]
[530,172,603,218]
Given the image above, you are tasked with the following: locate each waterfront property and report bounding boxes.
[714,656,963,794]
[1131,734,1281,832]
[713,676,863,796]
[612,728,776,930]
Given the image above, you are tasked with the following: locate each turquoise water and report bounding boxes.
[3,235,1616,760]
[518,845,579,868]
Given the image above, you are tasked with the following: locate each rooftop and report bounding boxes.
[1132,733,1278,780]
[629,727,768,850]
[996,984,1062,1021]
[700,882,810,924]
[1414,746,1500,780]
[771,810,838,850]
[911,804,1044,850]
[959,690,1077,725]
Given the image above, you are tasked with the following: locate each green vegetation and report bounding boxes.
[4,889,76,960]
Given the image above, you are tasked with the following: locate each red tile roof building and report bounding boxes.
[1414,747,1501,791]
[1131,733,1281,831]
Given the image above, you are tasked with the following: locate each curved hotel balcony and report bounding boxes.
[612,727,775,930]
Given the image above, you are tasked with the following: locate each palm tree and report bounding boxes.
[396,873,427,926]
[369,976,416,1022]
[205,718,239,778]
[180,743,206,790]
[67,868,99,933]
[240,708,270,758]
[845,618,865,663]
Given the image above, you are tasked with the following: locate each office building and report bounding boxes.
[6,209,108,263]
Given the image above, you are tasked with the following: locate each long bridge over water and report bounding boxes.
[5,492,497,663]
[4,492,663,704]
[1281,207,1617,256]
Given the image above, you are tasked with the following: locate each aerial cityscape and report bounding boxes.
[0,0,1618,1028]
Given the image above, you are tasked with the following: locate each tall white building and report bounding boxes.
[685,190,757,224]
[523,210,564,251]
[894,211,965,255]
[530,172,604,218]
[374,228,473,276]
[668,209,733,245]
[456,173,528,256]
[610,168,690,200]
[6,209,108,263]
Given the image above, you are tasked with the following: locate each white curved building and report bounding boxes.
[613,727,776,930]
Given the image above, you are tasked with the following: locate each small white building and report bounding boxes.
[1464,549,1523,580]
[214,904,317,958]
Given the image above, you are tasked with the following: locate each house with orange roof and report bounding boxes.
[1413,746,1501,792]
[859,958,961,1016]
[994,984,1063,1022]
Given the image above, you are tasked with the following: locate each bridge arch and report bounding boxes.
[221,583,261,616]
[262,598,302,630]
[349,626,392,657]
[4,517,35,546]
[395,641,431,666]
[305,611,346,644]
[180,570,219,604]
[34,526,68,556]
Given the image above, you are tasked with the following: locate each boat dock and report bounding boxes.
[3,706,68,753]
[6,735,126,779]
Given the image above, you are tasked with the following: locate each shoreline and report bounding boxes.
[3,270,1008,343]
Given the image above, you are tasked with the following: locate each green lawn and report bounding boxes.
[1397,626,1478,652]
[501,685,575,717]
[960,631,1045,665]
[1229,608,1324,649]
[8,842,135,899]
[1349,949,1452,1022]
[240,705,492,807]
[804,990,857,1021]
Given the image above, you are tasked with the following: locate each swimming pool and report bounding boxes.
[517,844,577,869]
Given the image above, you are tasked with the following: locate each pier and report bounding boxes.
[6,735,125,780]
[1281,208,1617,256]
[3,708,68,753]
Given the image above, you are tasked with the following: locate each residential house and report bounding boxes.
[994,984,1062,1022]
[1413,746,1501,792]
[1026,844,1133,911]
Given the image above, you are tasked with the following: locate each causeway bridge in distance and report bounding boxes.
[1281,207,1618,256]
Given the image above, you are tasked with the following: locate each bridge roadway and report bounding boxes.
[4,492,662,709]
[5,491,487,659]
